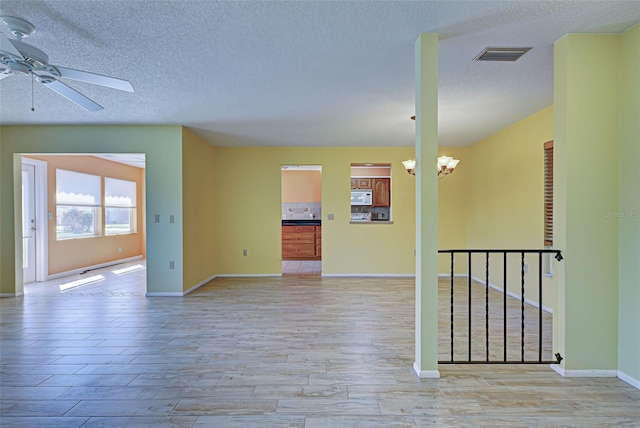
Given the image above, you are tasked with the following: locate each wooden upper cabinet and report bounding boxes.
[372,178,390,207]
[351,178,372,189]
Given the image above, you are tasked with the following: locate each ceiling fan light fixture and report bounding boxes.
[474,47,531,62]
[0,16,134,111]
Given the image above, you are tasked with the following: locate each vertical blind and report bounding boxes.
[544,140,553,246]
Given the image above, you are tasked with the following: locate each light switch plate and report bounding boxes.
[328,214,334,220]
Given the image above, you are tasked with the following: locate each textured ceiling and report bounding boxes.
[0,1,638,147]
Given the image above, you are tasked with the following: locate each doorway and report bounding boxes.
[281,165,322,276]
[16,153,146,293]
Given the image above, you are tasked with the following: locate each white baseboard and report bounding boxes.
[617,371,640,390]
[183,274,217,296]
[550,364,565,376]
[438,273,468,278]
[145,292,184,297]
[47,255,143,280]
[0,292,24,298]
[470,275,553,314]
[413,362,440,378]
[322,273,414,277]
[215,273,282,278]
[553,367,618,378]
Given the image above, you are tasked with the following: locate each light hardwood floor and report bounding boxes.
[1,261,638,427]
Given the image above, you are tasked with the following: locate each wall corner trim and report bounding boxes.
[183,274,217,296]
[413,362,440,378]
[550,364,565,377]
[617,371,640,390]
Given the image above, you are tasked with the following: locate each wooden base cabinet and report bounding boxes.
[282,225,321,260]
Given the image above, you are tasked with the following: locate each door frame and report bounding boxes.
[20,156,48,282]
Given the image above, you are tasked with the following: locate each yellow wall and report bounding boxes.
[281,170,322,202]
[212,146,416,275]
[23,155,144,275]
[437,146,469,274]
[617,23,640,383]
[182,128,218,292]
[465,106,555,309]
[554,34,620,371]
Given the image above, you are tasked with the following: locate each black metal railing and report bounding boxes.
[437,249,563,365]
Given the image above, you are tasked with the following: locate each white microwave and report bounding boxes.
[351,190,372,205]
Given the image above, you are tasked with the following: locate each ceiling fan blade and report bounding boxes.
[0,33,23,59]
[41,78,103,111]
[54,66,134,92]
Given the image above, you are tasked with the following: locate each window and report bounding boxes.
[105,177,137,235]
[543,141,553,246]
[350,164,391,222]
[56,169,101,239]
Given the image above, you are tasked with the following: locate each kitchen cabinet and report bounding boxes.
[315,226,322,258]
[282,225,321,259]
[372,178,390,207]
[351,178,372,189]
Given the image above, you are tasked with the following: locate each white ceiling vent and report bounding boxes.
[474,47,531,62]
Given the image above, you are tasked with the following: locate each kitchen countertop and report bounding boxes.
[282,219,321,226]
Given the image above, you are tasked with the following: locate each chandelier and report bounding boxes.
[402,156,460,177]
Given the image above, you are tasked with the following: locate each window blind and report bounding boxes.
[544,140,553,246]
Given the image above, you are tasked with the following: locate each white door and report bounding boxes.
[22,163,37,283]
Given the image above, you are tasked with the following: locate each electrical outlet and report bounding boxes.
[169,214,175,223]
[154,214,160,223]
[328,214,334,220]
[169,261,175,270]
[118,247,123,253]
[243,249,248,256]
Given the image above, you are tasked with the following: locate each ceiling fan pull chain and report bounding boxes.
[31,73,35,112]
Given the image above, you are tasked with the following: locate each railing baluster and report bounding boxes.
[485,252,489,362]
[468,254,472,363]
[438,249,563,365]
[503,252,507,363]
[538,252,543,362]
[521,251,525,363]
[450,252,454,362]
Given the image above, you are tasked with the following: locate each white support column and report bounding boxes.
[414,33,440,378]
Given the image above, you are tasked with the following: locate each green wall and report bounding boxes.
[0,125,184,295]
[554,34,621,372]
[617,23,640,385]
[414,33,439,377]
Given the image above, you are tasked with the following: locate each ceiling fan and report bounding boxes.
[0,16,134,111]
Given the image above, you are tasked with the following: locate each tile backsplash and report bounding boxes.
[282,202,322,220]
